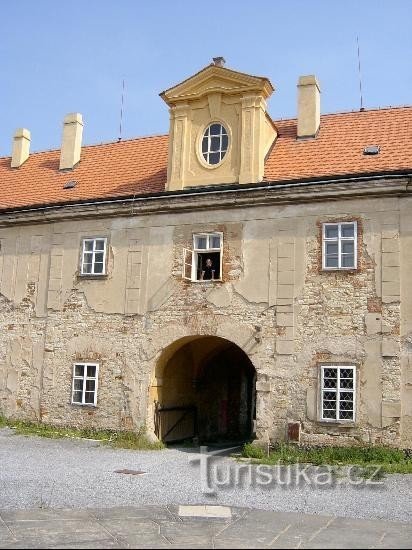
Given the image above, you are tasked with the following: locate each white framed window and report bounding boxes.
[71,363,99,406]
[201,123,229,165]
[183,232,223,282]
[80,238,107,275]
[320,366,356,422]
[322,222,357,270]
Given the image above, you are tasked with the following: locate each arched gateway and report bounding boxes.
[150,336,256,444]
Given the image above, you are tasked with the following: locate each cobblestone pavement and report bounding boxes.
[0,505,411,549]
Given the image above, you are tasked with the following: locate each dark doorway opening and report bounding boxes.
[154,336,256,445]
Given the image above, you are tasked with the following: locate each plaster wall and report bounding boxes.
[0,192,410,447]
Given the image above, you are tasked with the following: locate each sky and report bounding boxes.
[1,0,411,156]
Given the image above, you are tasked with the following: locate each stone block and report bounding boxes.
[278,257,294,271]
[382,266,400,283]
[382,281,400,297]
[277,271,294,284]
[278,244,294,258]
[365,313,381,335]
[256,381,271,392]
[276,340,294,355]
[277,312,294,327]
[277,284,294,299]
[206,285,231,307]
[381,238,399,253]
[381,338,399,357]
[306,386,317,421]
[382,252,400,267]
[382,400,401,421]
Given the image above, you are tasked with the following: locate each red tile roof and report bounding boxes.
[0,106,411,211]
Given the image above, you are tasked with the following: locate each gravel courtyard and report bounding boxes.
[0,428,411,524]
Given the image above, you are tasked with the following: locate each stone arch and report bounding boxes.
[148,334,257,444]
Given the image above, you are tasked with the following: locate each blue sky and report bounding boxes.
[1,0,411,156]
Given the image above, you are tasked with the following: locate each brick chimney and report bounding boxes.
[11,128,31,168]
[59,113,83,170]
[297,75,321,138]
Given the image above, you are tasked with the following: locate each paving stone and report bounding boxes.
[178,505,231,518]
[99,518,160,537]
[0,505,411,549]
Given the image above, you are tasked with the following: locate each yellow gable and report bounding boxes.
[160,61,277,190]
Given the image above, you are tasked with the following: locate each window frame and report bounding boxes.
[80,237,108,276]
[201,123,229,166]
[322,221,357,270]
[71,362,99,407]
[320,365,356,423]
[182,232,223,282]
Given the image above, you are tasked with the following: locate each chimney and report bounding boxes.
[11,128,31,168]
[59,113,83,170]
[213,56,226,67]
[297,75,321,138]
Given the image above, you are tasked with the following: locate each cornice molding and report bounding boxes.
[0,176,409,228]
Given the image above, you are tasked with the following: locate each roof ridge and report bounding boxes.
[0,133,169,161]
[1,104,411,161]
[272,104,412,124]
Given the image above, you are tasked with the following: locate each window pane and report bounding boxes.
[195,236,207,249]
[93,263,104,274]
[323,409,336,419]
[323,368,338,378]
[84,240,93,251]
[210,235,221,249]
[323,391,337,401]
[340,392,354,403]
[82,262,92,274]
[94,252,104,263]
[221,135,228,151]
[325,243,338,255]
[341,255,355,268]
[95,239,105,251]
[339,408,354,420]
[323,377,337,389]
[208,152,220,165]
[210,136,220,152]
[86,379,95,392]
[202,137,208,153]
[325,225,338,239]
[72,390,82,403]
[73,379,83,391]
[341,242,354,254]
[340,378,353,389]
[210,124,221,135]
[84,392,95,404]
[341,224,355,238]
[325,256,338,268]
[87,365,97,378]
[74,364,85,377]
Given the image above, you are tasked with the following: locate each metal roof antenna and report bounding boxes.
[356,36,365,112]
[118,78,126,141]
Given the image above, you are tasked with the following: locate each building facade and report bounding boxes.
[0,60,411,448]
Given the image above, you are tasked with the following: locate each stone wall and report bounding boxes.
[0,189,411,447]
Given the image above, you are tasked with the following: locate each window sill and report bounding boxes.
[71,403,97,408]
[190,279,223,283]
[321,268,358,273]
[77,274,108,280]
[318,420,356,427]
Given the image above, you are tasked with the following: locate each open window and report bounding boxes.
[182,232,223,282]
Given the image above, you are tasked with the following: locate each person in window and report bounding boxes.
[201,258,215,280]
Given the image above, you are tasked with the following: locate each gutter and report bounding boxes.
[0,170,411,217]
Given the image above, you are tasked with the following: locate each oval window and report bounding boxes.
[201,123,229,165]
